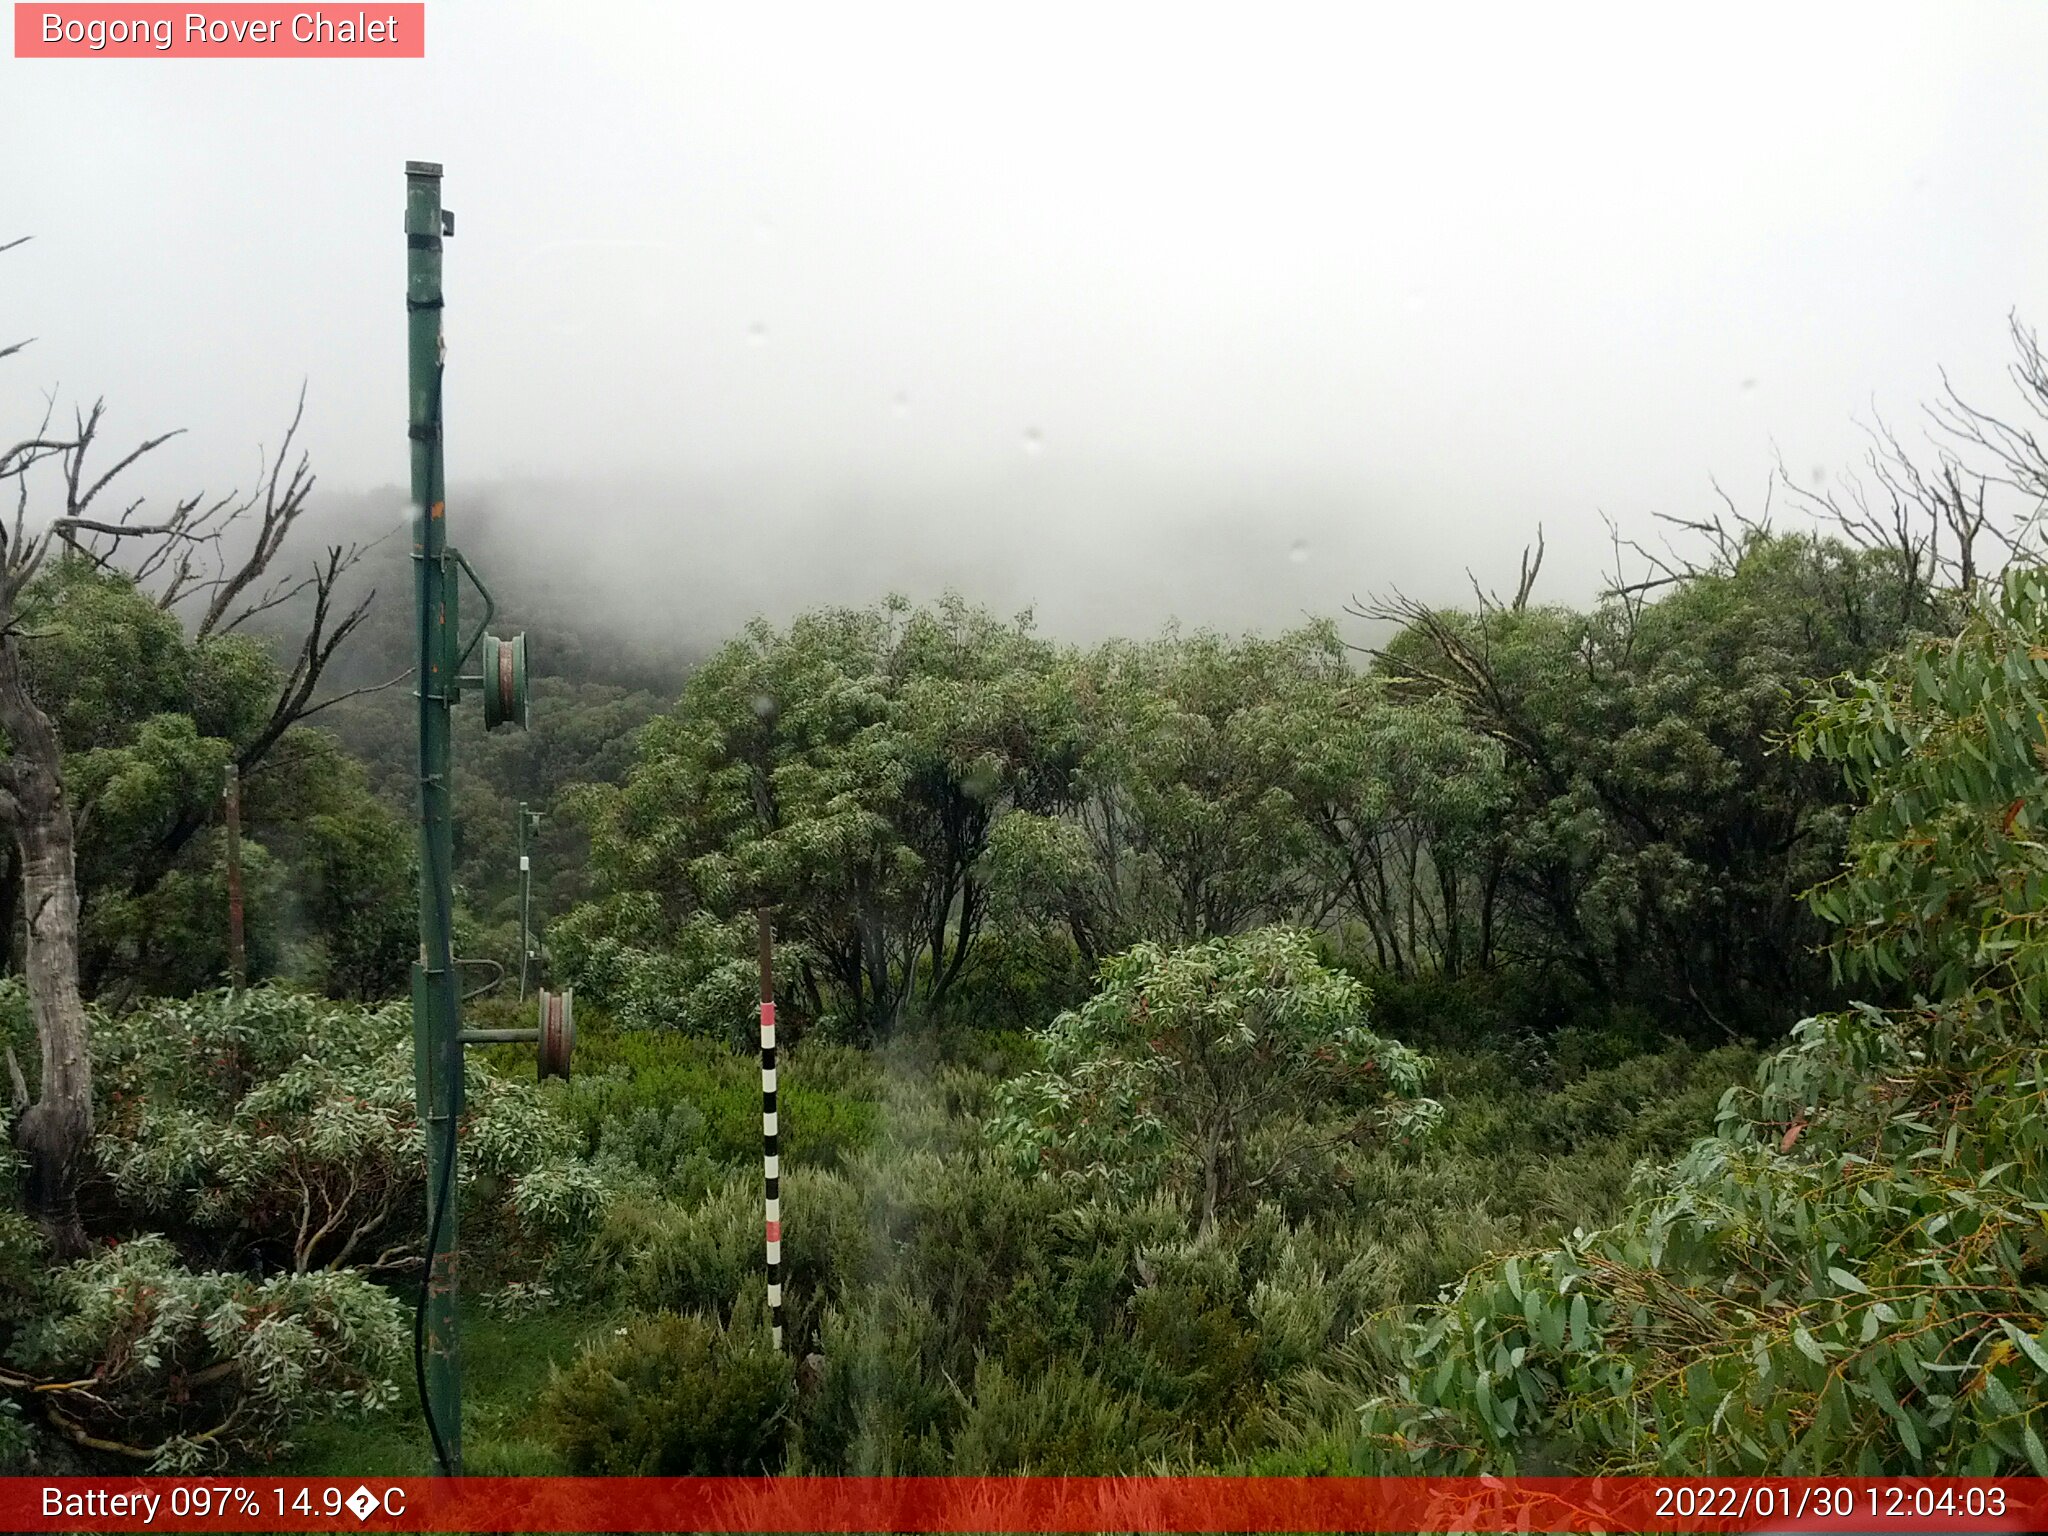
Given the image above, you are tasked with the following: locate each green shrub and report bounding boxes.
[917,925,1091,1037]
[0,981,32,1099]
[1358,1004,2048,1474]
[1123,1259,1260,1426]
[951,1358,1157,1473]
[0,1133,46,1470]
[872,1150,1071,1350]
[794,1288,960,1474]
[1526,1044,1755,1157]
[994,928,1437,1234]
[980,1194,1180,1379]
[8,1235,406,1471]
[588,1182,756,1315]
[540,1309,793,1473]
[583,1162,870,1331]
[92,986,388,1113]
[94,988,611,1279]
[1426,1041,1755,1164]
[564,1027,879,1176]
[0,1142,40,1330]
[578,1098,731,1206]
[0,1397,31,1473]
[1248,1234,1360,1382]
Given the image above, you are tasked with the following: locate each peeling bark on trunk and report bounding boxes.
[0,633,93,1260]
[0,842,17,973]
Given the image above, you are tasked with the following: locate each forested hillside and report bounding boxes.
[249,498,690,988]
[5,327,2048,1479]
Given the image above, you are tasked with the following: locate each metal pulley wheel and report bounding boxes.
[481,632,529,731]
[536,987,574,1080]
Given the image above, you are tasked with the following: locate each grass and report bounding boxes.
[281,1298,612,1476]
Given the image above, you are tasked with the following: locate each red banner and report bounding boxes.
[3,1476,2043,1533]
[13,4,424,58]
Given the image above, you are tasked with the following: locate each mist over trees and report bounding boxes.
[5,291,2048,1474]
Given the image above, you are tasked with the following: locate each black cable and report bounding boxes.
[414,1109,459,1476]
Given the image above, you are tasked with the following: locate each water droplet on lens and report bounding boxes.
[893,391,910,416]
[1288,540,1310,565]
[1740,377,1758,392]
[1023,428,1043,454]
[748,322,768,345]
[1811,464,1828,487]
[752,693,778,721]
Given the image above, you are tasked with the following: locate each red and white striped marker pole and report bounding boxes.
[757,909,783,1350]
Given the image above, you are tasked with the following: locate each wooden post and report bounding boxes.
[223,762,245,993]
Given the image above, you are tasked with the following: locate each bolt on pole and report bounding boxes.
[407,157,463,1476]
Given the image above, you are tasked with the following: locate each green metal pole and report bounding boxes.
[406,158,463,1475]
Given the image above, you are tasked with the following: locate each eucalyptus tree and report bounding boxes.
[2,238,378,1253]
[1361,532,1941,1033]
[1275,673,1507,978]
[985,625,1341,966]
[1359,563,2048,1475]
[559,595,1073,1042]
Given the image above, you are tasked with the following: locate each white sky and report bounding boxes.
[3,0,2044,634]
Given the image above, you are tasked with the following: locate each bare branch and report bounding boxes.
[1512,524,1544,611]
[51,514,202,539]
[198,384,315,639]
[65,418,185,523]
[0,437,72,481]
[1456,525,1547,615]
[289,661,410,723]
[213,569,318,633]
[234,545,375,772]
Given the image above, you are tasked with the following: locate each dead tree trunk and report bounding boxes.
[0,239,372,1260]
[0,634,92,1259]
